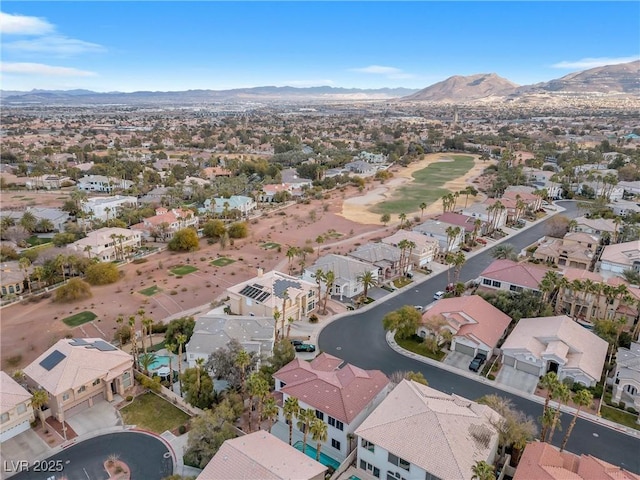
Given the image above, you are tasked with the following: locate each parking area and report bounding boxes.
[443,351,477,373]
[67,399,122,436]
[495,364,539,394]
[0,429,50,470]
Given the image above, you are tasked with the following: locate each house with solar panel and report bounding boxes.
[226,269,319,322]
[23,338,133,422]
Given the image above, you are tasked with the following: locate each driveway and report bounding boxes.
[495,364,540,394]
[443,351,476,373]
[67,400,122,436]
[0,430,49,473]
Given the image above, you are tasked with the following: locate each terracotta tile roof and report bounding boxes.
[197,430,326,480]
[274,353,388,424]
[355,380,500,480]
[23,338,132,396]
[514,442,640,480]
[437,212,483,233]
[422,295,512,349]
[601,240,640,267]
[480,259,549,289]
[0,371,32,414]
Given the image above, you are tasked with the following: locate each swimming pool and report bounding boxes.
[148,355,170,372]
[293,441,340,470]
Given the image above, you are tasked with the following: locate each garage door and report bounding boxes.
[0,419,30,442]
[516,360,541,376]
[454,343,475,356]
[91,391,105,405]
[64,399,89,418]
[503,355,516,367]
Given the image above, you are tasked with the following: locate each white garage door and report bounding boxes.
[455,343,475,356]
[503,355,516,367]
[64,399,90,418]
[0,419,31,442]
[516,360,541,376]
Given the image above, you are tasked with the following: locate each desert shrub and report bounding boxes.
[228,222,248,239]
[54,278,92,303]
[487,374,496,380]
[309,314,319,324]
[125,395,133,402]
[132,258,148,264]
[178,424,187,435]
[85,262,120,285]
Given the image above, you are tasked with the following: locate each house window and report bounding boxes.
[1,413,9,423]
[279,381,287,389]
[362,439,375,452]
[17,403,27,414]
[78,386,86,393]
[331,439,341,450]
[509,285,523,293]
[491,280,501,287]
[62,392,70,402]
[92,379,101,386]
[388,453,410,471]
[482,278,491,286]
[315,410,324,420]
[328,416,344,431]
[122,371,131,388]
[425,473,442,480]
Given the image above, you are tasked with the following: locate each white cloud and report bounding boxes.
[350,65,403,75]
[551,56,640,69]
[5,35,106,56]
[1,62,97,77]
[0,12,54,35]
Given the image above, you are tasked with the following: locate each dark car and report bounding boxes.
[290,340,303,346]
[294,343,316,352]
[469,352,488,372]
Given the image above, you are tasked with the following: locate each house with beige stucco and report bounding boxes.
[23,338,133,422]
[0,371,34,443]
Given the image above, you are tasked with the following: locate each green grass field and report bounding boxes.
[120,393,190,434]
[210,257,235,267]
[261,242,281,250]
[371,155,475,215]
[600,405,640,431]
[169,265,198,275]
[139,285,162,296]
[62,311,97,327]
[396,333,446,361]
[25,236,52,247]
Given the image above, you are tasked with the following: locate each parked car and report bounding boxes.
[468,352,488,372]
[414,305,423,311]
[294,343,316,353]
[476,238,487,245]
[433,291,445,300]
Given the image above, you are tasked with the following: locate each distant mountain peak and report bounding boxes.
[403,73,519,102]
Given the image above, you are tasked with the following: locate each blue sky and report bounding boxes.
[1,2,639,92]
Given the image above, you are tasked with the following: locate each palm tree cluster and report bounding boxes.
[283,396,329,462]
[396,239,417,276]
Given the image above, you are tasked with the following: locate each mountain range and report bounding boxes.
[2,60,638,105]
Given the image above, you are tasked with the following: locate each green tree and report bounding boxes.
[168,228,199,252]
[539,372,560,442]
[227,222,248,239]
[206,338,258,391]
[560,388,593,452]
[490,243,517,261]
[235,349,251,404]
[30,389,49,429]
[283,396,300,445]
[310,417,328,462]
[164,316,196,345]
[267,339,295,372]
[202,219,226,240]
[54,278,92,303]
[382,305,421,340]
[471,460,494,480]
[176,334,187,396]
[85,262,120,285]
[247,372,270,432]
[182,364,215,409]
[380,213,391,226]
[356,270,376,303]
[263,396,279,433]
[19,211,37,234]
[419,202,427,217]
[297,408,317,454]
[322,270,335,315]
[138,352,157,376]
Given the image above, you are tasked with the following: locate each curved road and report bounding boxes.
[10,432,172,480]
[319,201,640,474]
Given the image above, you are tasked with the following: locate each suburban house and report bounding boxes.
[463,202,508,231]
[67,227,142,261]
[273,353,390,462]
[24,207,70,232]
[197,430,326,480]
[619,180,640,196]
[259,183,294,203]
[185,313,274,369]
[76,175,133,193]
[514,442,640,480]
[523,168,563,200]
[503,186,543,212]
[608,199,640,217]
[357,151,387,164]
[381,230,440,267]
[25,175,74,190]
[1,371,34,443]
[139,186,169,205]
[226,269,318,322]
[500,315,608,386]
[419,295,512,358]
[347,243,406,280]
[438,211,488,238]
[599,240,640,279]
[201,166,232,179]
[532,232,599,269]
[23,338,133,422]
[354,380,500,480]
[303,254,378,301]
[82,195,138,222]
[0,261,28,298]
[612,342,640,420]
[413,219,465,253]
[131,207,198,241]
[478,259,548,294]
[202,195,256,217]
[345,160,376,175]
[573,216,618,240]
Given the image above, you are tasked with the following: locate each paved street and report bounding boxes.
[318,201,640,474]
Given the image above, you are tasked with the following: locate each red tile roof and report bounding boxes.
[480,259,549,290]
[274,353,388,424]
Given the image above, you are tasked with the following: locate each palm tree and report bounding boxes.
[128,316,138,368]
[322,270,335,315]
[280,289,289,339]
[138,352,157,376]
[490,243,517,260]
[462,186,478,208]
[419,202,427,218]
[314,268,325,301]
[273,307,281,342]
[560,389,593,452]
[30,389,49,429]
[315,235,324,259]
[143,317,154,349]
[176,333,187,396]
[310,417,328,462]
[283,396,300,445]
[195,357,205,392]
[471,460,494,480]
[263,396,279,433]
[539,271,560,304]
[19,257,32,295]
[297,408,317,454]
[235,349,251,404]
[165,342,177,391]
[248,373,270,432]
[547,382,571,443]
[357,270,376,302]
[286,246,299,275]
[398,212,407,229]
[32,265,44,290]
[539,372,560,442]
[452,251,466,285]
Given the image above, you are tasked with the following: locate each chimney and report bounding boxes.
[257,267,264,277]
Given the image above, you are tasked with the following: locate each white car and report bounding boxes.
[414,305,423,311]
[433,291,445,300]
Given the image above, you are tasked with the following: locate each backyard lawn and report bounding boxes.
[62,311,97,327]
[26,236,52,247]
[600,405,640,431]
[396,334,446,361]
[139,285,162,296]
[372,155,475,215]
[210,257,235,267]
[120,392,190,434]
[261,242,281,250]
[170,265,198,275]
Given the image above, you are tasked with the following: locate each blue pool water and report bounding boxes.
[148,355,170,372]
[293,441,340,470]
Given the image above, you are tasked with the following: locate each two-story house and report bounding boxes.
[77,175,133,193]
[23,338,133,423]
[348,243,405,280]
[82,195,138,222]
[613,342,640,421]
[202,195,257,218]
[131,207,198,241]
[0,372,34,443]
[413,219,465,253]
[303,254,379,301]
[273,353,390,463]
[381,230,440,268]
[532,232,599,270]
[67,227,142,261]
[478,259,549,294]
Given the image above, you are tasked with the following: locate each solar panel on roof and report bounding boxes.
[240,284,270,303]
[39,350,66,371]
[92,340,117,351]
[69,339,89,346]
